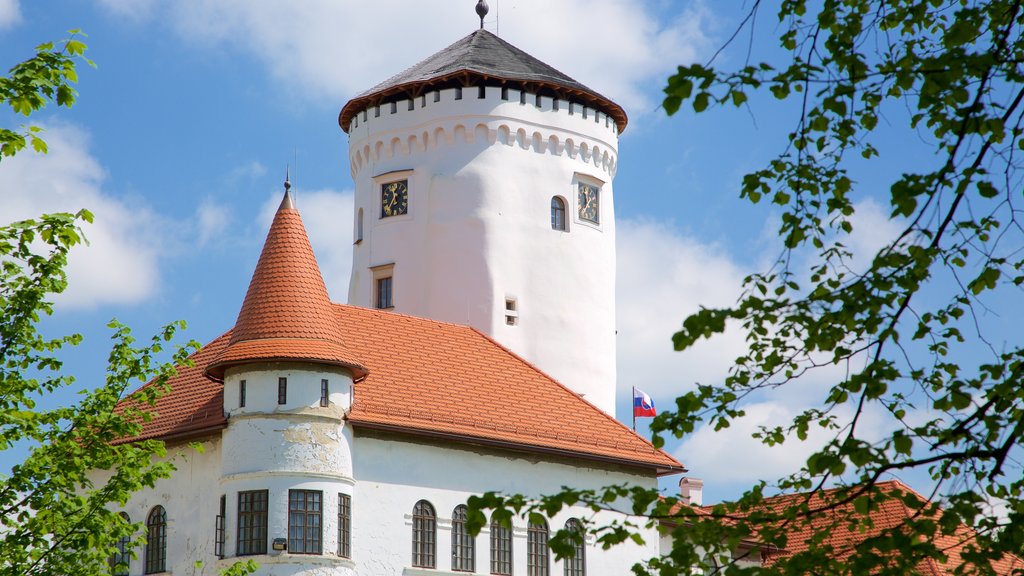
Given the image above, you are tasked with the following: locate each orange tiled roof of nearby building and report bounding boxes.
[749,480,1023,575]
[204,190,365,381]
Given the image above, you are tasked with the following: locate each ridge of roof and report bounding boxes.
[205,190,365,380]
[339,29,627,133]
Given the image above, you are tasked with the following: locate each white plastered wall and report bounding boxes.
[347,86,620,416]
[352,433,659,575]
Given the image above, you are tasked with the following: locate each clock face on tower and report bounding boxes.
[577,182,600,224]
[381,180,409,218]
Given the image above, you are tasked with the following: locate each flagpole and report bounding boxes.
[632,386,636,431]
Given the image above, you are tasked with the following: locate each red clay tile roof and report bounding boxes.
[113,333,229,444]
[204,191,365,380]
[338,305,681,473]
[753,480,1023,575]
[116,305,681,472]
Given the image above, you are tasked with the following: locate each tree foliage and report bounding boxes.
[0,34,253,576]
[472,1,1024,574]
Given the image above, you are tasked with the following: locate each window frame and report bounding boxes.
[239,379,246,408]
[527,520,550,576]
[110,512,131,576]
[490,516,513,575]
[237,489,269,556]
[371,263,395,310]
[288,489,323,555]
[551,196,567,231]
[338,493,352,559]
[451,505,475,572]
[144,506,167,574]
[412,500,437,568]
[215,495,226,559]
[278,377,287,405]
[563,519,585,576]
[320,379,329,407]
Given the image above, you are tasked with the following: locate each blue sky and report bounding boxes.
[2,0,1007,505]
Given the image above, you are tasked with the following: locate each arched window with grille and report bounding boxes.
[551,196,567,230]
[412,500,436,568]
[451,505,474,572]
[109,512,131,576]
[563,518,585,576]
[145,506,167,574]
[490,515,513,575]
[527,519,550,576]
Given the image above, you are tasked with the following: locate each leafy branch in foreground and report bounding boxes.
[0,29,93,160]
[472,1,1024,574]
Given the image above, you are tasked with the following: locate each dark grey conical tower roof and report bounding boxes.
[339,29,627,133]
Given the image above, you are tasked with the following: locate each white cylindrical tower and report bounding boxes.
[341,29,625,416]
[206,186,365,574]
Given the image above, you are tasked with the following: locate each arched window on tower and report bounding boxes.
[145,506,167,574]
[551,196,566,231]
[451,505,474,572]
[412,500,436,568]
[527,519,550,576]
[563,518,585,576]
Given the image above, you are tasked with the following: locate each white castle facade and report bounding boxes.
[101,23,714,576]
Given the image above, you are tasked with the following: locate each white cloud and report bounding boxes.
[258,188,354,301]
[616,217,749,399]
[0,123,163,309]
[122,0,708,115]
[95,0,157,21]
[0,0,21,29]
[195,198,230,247]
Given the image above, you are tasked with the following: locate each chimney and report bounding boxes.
[679,476,704,506]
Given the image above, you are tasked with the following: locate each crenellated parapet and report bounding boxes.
[347,86,618,179]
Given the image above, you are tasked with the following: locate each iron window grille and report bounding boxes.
[563,519,585,576]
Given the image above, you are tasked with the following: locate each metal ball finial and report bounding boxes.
[475,0,488,29]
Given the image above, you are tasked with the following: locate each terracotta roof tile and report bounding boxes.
[205,191,365,380]
[753,480,1023,575]
[117,305,681,471]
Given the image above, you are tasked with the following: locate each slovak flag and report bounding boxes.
[633,388,657,418]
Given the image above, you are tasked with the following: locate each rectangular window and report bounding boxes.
[239,380,246,408]
[501,86,509,100]
[215,495,226,558]
[478,85,486,99]
[288,490,323,554]
[376,277,393,309]
[338,493,351,559]
[320,379,329,407]
[278,377,287,405]
[237,490,269,556]
[455,86,463,100]
[505,298,518,326]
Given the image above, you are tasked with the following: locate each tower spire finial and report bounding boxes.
[280,165,295,210]
[475,0,488,29]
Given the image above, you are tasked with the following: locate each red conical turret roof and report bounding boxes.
[205,188,366,381]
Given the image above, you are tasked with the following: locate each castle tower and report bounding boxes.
[205,183,364,570]
[340,28,626,416]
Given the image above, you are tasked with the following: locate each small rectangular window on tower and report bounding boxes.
[320,379,329,407]
[455,86,463,100]
[501,86,509,100]
[278,377,287,405]
[478,85,486,99]
[505,298,518,326]
[239,379,246,408]
[376,277,393,309]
